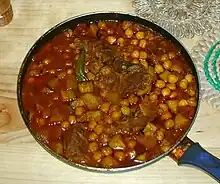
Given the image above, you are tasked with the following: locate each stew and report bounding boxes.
[22,21,198,168]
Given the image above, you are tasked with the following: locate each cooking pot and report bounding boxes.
[17,12,220,182]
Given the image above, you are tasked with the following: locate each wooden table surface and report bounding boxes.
[0,0,220,183]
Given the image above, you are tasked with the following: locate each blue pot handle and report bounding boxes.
[170,138,220,182]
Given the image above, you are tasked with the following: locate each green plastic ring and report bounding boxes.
[203,41,220,91]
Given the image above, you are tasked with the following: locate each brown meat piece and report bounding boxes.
[63,124,89,163]
[106,116,149,135]
[118,66,154,97]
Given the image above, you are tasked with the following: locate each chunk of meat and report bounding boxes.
[107,116,150,135]
[63,124,89,163]
[119,66,154,97]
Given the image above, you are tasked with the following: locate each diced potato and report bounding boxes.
[156,129,165,141]
[101,156,118,168]
[89,24,98,37]
[94,125,104,135]
[159,70,171,82]
[143,122,157,136]
[109,134,126,150]
[61,89,76,102]
[135,152,147,163]
[36,118,45,127]
[55,142,63,155]
[161,111,172,120]
[106,91,121,105]
[174,114,190,129]
[75,106,85,116]
[114,151,126,161]
[90,110,103,122]
[50,109,64,122]
[48,78,59,89]
[78,81,94,93]
[81,93,100,110]
[66,78,77,89]
[101,147,113,156]
[166,100,178,113]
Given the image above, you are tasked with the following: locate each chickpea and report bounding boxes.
[100,89,108,98]
[122,21,132,30]
[55,143,63,155]
[114,151,126,161]
[100,133,109,145]
[94,124,104,135]
[121,106,131,116]
[156,129,165,141]
[42,58,51,65]
[87,72,95,80]
[179,79,188,89]
[131,50,140,58]
[131,59,139,64]
[67,69,73,75]
[155,80,166,89]
[161,88,171,97]
[170,91,177,98]
[131,39,138,45]
[126,150,136,160]
[101,102,110,113]
[168,52,176,59]
[127,140,137,149]
[61,121,70,129]
[161,54,169,62]
[109,105,119,114]
[168,74,178,84]
[161,111,172,120]
[37,118,45,127]
[117,37,124,45]
[75,106,85,116]
[98,21,106,29]
[136,31,145,40]
[163,60,172,70]
[164,119,175,129]
[101,147,113,156]
[140,59,148,69]
[111,111,122,121]
[187,87,196,97]
[161,145,171,152]
[139,39,147,48]
[93,151,102,162]
[89,132,98,141]
[159,103,169,111]
[178,99,188,106]
[185,74,193,83]
[68,115,76,124]
[125,28,133,38]
[139,51,147,59]
[188,97,197,107]
[154,64,164,74]
[100,66,111,76]
[104,115,112,124]
[88,120,97,130]
[89,142,99,152]
[166,83,176,91]
[149,92,158,101]
[120,99,129,106]
[128,94,139,105]
[107,36,117,44]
